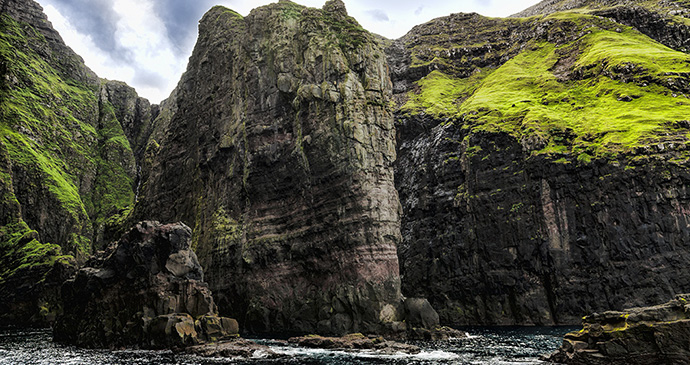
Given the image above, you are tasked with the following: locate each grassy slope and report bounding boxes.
[402,12,690,162]
[0,14,134,286]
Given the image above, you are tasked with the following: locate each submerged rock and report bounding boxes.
[182,338,280,359]
[288,333,421,355]
[544,294,690,364]
[52,221,238,349]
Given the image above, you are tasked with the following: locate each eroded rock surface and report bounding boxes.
[53,221,238,348]
[544,294,690,364]
[388,1,690,326]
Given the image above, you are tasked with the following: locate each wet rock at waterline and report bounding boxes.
[52,221,238,349]
[288,333,422,355]
[544,294,690,364]
[182,337,281,359]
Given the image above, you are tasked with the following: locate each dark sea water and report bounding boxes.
[0,326,576,364]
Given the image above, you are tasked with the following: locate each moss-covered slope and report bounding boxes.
[0,0,155,325]
[398,12,690,160]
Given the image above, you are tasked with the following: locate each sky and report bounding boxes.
[36,0,542,103]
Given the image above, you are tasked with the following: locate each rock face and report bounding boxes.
[513,1,690,53]
[545,294,690,364]
[0,0,156,325]
[133,0,403,335]
[53,221,238,349]
[389,3,690,326]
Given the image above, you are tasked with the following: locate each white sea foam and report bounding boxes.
[269,345,461,361]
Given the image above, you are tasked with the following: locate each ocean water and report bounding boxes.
[0,326,575,364]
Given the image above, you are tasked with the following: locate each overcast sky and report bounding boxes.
[36,0,542,103]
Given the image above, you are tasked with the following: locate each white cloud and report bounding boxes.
[111,0,183,101]
[39,0,542,103]
[43,4,134,82]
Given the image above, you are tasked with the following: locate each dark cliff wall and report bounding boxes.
[390,6,690,325]
[396,116,690,325]
[0,0,155,325]
[134,0,403,335]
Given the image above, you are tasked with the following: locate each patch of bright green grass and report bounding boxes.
[401,70,491,117]
[403,14,690,158]
[1,14,136,259]
[0,222,73,285]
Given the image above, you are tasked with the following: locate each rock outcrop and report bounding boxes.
[53,221,238,349]
[183,338,280,359]
[512,0,690,53]
[133,0,404,335]
[544,294,690,364]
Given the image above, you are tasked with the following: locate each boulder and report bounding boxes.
[183,338,280,359]
[543,294,690,364]
[53,221,238,349]
[404,297,440,329]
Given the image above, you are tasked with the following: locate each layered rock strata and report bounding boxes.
[53,221,238,349]
[134,0,404,335]
[544,294,690,364]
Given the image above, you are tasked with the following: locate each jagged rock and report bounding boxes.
[288,333,421,354]
[544,294,690,364]
[132,1,404,335]
[52,221,238,349]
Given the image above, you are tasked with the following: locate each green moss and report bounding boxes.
[402,70,490,117]
[405,13,690,158]
[0,222,74,285]
[301,9,369,51]
[278,1,305,20]
[1,13,135,262]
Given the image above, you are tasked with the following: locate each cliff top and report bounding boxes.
[394,4,690,161]
[512,0,690,20]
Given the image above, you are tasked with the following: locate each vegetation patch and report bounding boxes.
[403,13,690,158]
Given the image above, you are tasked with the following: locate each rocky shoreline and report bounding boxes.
[543,294,690,364]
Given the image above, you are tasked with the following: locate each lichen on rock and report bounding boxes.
[544,294,690,364]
